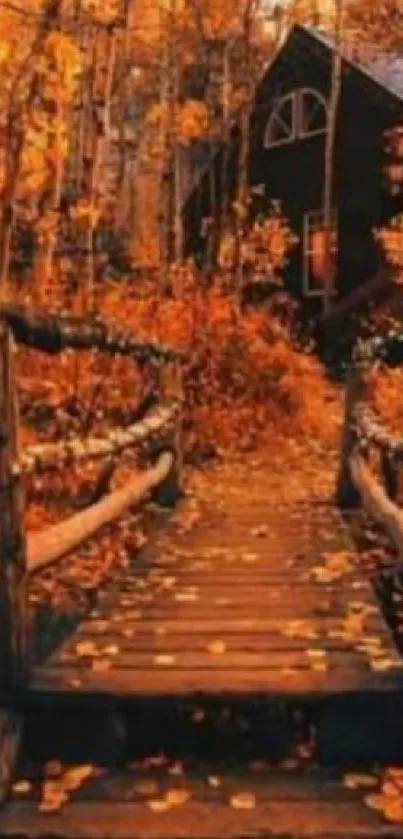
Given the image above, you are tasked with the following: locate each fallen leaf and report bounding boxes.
[365,793,387,812]
[343,773,378,790]
[207,640,227,655]
[230,792,256,810]
[91,658,112,672]
[75,641,99,658]
[175,592,198,602]
[384,798,403,824]
[241,552,259,563]
[381,780,401,798]
[122,628,135,639]
[155,654,176,666]
[370,658,400,671]
[12,780,31,795]
[102,644,119,656]
[38,790,68,813]
[134,779,159,796]
[147,799,171,812]
[165,788,191,806]
[89,620,109,634]
[250,526,268,538]
[62,765,94,792]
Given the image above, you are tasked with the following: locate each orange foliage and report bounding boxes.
[371,366,403,437]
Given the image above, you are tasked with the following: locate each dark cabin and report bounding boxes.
[182,24,403,320]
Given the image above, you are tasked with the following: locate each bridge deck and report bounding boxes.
[31,464,403,701]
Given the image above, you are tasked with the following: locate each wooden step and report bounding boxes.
[0,764,399,839]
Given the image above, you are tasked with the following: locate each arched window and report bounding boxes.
[264,92,296,148]
[264,88,328,149]
[298,88,328,138]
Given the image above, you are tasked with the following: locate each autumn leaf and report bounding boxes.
[134,779,159,796]
[147,799,171,812]
[75,641,99,658]
[155,655,176,666]
[62,765,94,792]
[91,658,112,672]
[250,525,268,538]
[165,789,191,806]
[12,780,31,795]
[230,792,256,810]
[175,591,198,602]
[207,640,227,655]
[343,773,378,790]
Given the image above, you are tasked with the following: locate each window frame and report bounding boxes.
[302,208,338,298]
[263,91,298,149]
[263,88,328,150]
[298,87,328,140]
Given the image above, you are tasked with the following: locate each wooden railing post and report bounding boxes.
[0,319,29,697]
[381,450,399,501]
[152,359,183,507]
[336,362,370,508]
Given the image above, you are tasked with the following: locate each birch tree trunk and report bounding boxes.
[323,0,344,316]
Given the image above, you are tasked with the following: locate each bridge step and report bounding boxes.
[28,493,403,766]
[0,763,400,839]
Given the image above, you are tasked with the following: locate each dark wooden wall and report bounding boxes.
[182,26,403,309]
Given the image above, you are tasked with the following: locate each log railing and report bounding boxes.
[337,330,403,562]
[0,308,185,712]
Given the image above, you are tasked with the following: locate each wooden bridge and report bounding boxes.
[1,310,403,837]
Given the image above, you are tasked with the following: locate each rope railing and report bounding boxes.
[0,308,186,709]
[2,306,183,363]
[13,400,181,476]
[337,330,403,564]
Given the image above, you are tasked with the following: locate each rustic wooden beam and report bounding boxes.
[381,449,399,501]
[336,363,370,508]
[0,710,21,806]
[0,321,29,697]
[349,451,403,565]
[27,451,174,574]
[151,360,183,507]
[2,306,182,363]
[13,401,179,476]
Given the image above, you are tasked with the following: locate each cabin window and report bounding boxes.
[264,88,328,149]
[303,209,338,297]
[264,92,296,148]
[299,89,328,138]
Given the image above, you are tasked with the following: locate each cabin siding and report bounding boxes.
[182,25,403,308]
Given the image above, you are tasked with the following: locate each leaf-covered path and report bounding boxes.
[3,443,403,836]
[30,444,403,733]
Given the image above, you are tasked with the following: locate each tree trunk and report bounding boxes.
[323,0,343,316]
[0,322,29,697]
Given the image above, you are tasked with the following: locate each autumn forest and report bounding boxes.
[0,0,401,836]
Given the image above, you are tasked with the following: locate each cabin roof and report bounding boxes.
[297,25,403,104]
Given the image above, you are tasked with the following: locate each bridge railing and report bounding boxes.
[337,330,403,562]
[0,306,185,703]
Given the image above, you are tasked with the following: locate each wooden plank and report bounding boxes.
[72,616,386,635]
[46,650,371,672]
[71,629,394,652]
[32,664,403,697]
[0,793,398,839]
